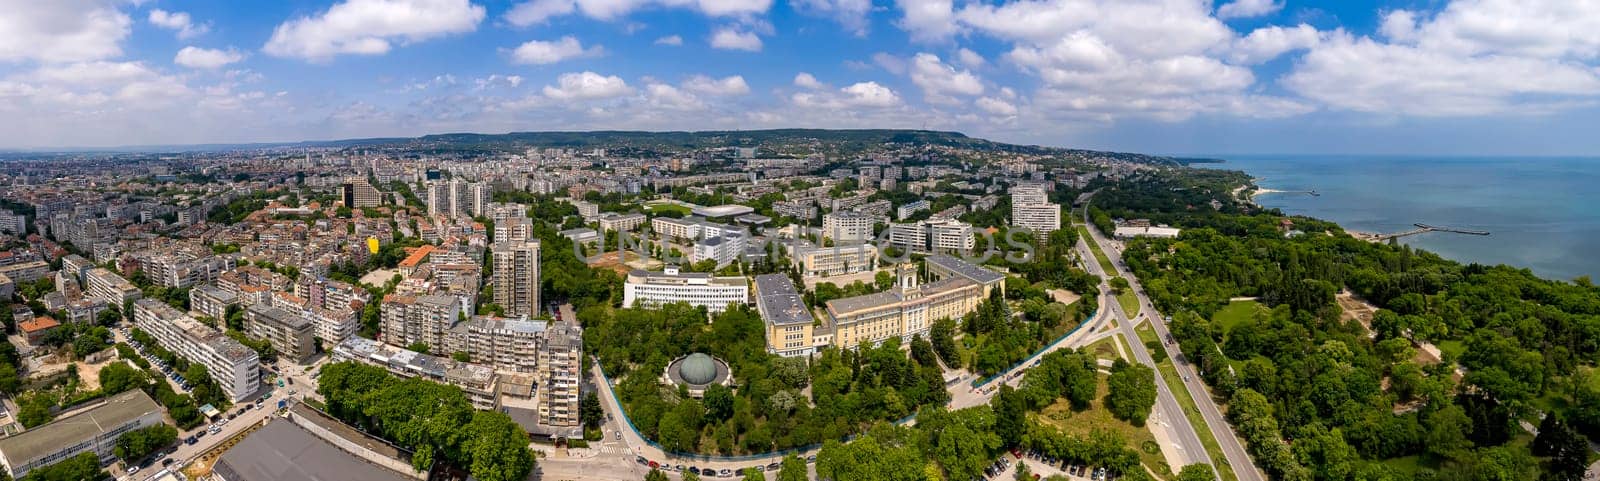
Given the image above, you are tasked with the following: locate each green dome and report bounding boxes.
[679,353,718,386]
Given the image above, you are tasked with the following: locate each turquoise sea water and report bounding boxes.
[1203,156,1600,282]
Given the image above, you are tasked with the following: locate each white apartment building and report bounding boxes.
[822,212,875,244]
[597,212,647,232]
[132,299,259,402]
[888,219,975,254]
[189,284,238,322]
[569,199,601,220]
[691,234,745,268]
[1011,203,1062,233]
[897,200,929,220]
[85,267,142,306]
[793,243,878,277]
[623,267,749,314]
[491,241,541,318]
[443,317,545,373]
[1010,185,1049,206]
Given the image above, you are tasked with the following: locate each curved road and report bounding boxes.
[1078,205,1266,481]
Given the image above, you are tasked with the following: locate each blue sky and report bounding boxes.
[3,0,1600,155]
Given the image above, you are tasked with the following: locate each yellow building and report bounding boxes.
[822,264,986,350]
[754,274,819,357]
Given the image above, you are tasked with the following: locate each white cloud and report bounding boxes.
[1230,24,1321,64]
[895,0,957,42]
[872,52,907,74]
[541,71,633,100]
[503,0,771,24]
[504,0,575,26]
[263,0,486,62]
[1284,33,1600,116]
[791,81,901,109]
[1283,0,1600,116]
[909,53,983,103]
[792,0,872,36]
[1216,0,1283,20]
[976,96,1018,117]
[955,48,985,68]
[148,9,209,39]
[683,75,749,96]
[174,46,245,69]
[710,28,762,51]
[793,72,824,89]
[510,36,602,64]
[644,83,705,110]
[0,0,131,63]
[474,74,524,89]
[654,35,683,46]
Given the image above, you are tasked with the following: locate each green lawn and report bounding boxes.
[1116,281,1142,318]
[1084,336,1120,362]
[1436,340,1466,360]
[1211,300,1265,332]
[645,202,692,216]
[1079,225,1118,274]
[1038,376,1174,480]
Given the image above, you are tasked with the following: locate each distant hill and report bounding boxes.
[4,129,1184,166]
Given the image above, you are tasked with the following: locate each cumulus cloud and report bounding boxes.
[503,0,771,25]
[654,35,683,46]
[792,0,872,36]
[263,0,485,62]
[976,96,1018,117]
[510,36,602,64]
[791,80,901,109]
[1216,0,1283,20]
[644,83,705,110]
[1283,0,1600,116]
[683,75,750,96]
[895,0,958,42]
[793,72,824,89]
[955,48,985,68]
[0,0,131,63]
[541,71,634,100]
[909,52,983,103]
[148,9,209,39]
[710,28,762,51]
[174,46,245,69]
[1229,24,1322,64]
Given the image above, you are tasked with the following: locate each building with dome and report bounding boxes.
[662,352,732,398]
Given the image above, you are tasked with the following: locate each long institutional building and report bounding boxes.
[133,298,260,401]
[754,256,1005,356]
[0,390,166,479]
[623,267,749,314]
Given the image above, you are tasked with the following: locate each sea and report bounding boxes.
[1200,155,1600,282]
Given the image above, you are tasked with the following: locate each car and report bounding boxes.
[689,467,700,475]
[767,462,780,470]
[162,458,175,467]
[127,466,140,474]
[754,465,766,472]
[719,469,732,477]
[635,456,648,466]
[184,437,197,445]
[806,455,816,463]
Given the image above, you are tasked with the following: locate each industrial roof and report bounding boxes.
[0,390,162,466]
[211,419,413,481]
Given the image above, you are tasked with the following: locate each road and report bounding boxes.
[1078,207,1267,481]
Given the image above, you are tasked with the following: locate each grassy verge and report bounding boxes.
[1116,281,1142,318]
[1078,225,1118,274]
[1084,336,1120,362]
[1152,341,1235,479]
[1038,377,1174,480]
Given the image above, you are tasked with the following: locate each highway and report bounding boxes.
[1078,207,1267,481]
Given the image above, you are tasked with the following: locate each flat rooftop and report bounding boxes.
[212,417,414,481]
[754,274,812,326]
[927,255,1006,285]
[0,390,162,465]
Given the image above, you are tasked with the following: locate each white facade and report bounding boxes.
[822,212,875,244]
[1011,203,1062,233]
[623,267,749,313]
[133,299,259,402]
[491,241,541,318]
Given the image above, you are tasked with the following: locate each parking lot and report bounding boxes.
[987,450,1122,481]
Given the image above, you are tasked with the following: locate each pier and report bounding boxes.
[1372,223,1491,241]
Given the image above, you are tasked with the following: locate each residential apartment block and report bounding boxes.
[491,241,541,318]
[379,293,461,351]
[132,299,260,402]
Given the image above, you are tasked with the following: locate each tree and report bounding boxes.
[17,451,107,481]
[407,342,430,354]
[99,362,148,394]
[1014,461,1033,481]
[580,393,605,430]
[644,468,669,481]
[1177,464,1216,481]
[778,454,808,481]
[741,467,764,481]
[703,384,734,422]
[1532,415,1589,481]
[1105,359,1156,426]
[994,385,1027,448]
[114,424,178,461]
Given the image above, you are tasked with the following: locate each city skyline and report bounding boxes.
[5,0,1600,155]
